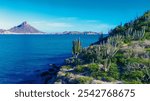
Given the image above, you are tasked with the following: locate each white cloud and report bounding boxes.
[31,19,116,33]
[0,10,115,33]
[47,22,73,27]
[32,21,73,28]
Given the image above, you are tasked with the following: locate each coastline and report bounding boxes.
[0,33,104,35]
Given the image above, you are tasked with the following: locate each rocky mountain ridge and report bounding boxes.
[0,21,44,34]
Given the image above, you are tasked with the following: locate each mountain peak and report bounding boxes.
[8,22,44,34]
[22,21,27,25]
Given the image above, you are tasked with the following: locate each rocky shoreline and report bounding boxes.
[39,64,61,84]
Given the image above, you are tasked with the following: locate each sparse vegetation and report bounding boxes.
[56,10,150,84]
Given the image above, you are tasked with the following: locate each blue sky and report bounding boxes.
[0,0,150,33]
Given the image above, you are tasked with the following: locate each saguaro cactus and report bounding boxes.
[72,39,82,58]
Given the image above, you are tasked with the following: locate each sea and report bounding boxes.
[0,34,100,84]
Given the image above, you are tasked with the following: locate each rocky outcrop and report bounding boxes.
[40,64,61,84]
[54,65,122,84]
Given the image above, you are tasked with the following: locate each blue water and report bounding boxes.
[0,34,100,84]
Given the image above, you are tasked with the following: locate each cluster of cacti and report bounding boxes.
[78,34,123,71]
[124,27,133,41]
[143,68,150,83]
[132,29,145,40]
[67,39,83,66]
[143,10,150,21]
[126,63,145,70]
[124,49,133,59]
[62,10,150,84]
[124,62,150,83]
[79,46,102,63]
[143,15,150,21]
[77,35,121,71]
[124,27,145,41]
[102,35,123,71]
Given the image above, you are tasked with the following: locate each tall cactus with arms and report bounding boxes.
[72,39,82,58]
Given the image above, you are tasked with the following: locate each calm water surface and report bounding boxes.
[0,34,100,84]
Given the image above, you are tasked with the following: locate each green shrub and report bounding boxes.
[130,71,144,80]
[75,65,87,73]
[146,48,150,52]
[100,72,107,77]
[61,65,72,70]
[127,58,150,66]
[124,80,142,84]
[121,70,144,83]
[115,52,127,65]
[65,57,83,66]
[145,32,150,40]
[108,63,120,79]
[76,76,93,84]
[103,77,115,82]
[65,72,71,77]
[91,71,101,79]
[88,63,99,72]
[142,68,150,83]
[96,76,102,80]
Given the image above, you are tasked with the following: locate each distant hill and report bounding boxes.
[0,21,44,34]
[63,31,102,35]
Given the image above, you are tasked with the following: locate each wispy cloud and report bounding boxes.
[31,18,115,33]
[32,21,73,28]
[47,22,73,28]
